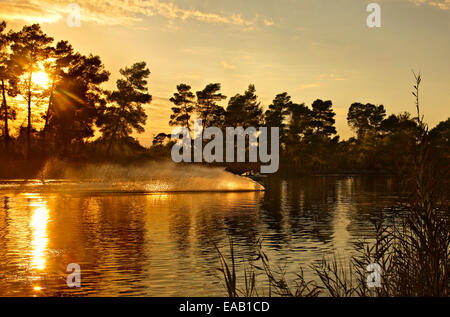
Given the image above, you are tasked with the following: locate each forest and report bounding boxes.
[0,22,449,180]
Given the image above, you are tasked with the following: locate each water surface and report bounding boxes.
[0,175,402,296]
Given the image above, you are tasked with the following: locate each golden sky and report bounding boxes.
[1,0,449,146]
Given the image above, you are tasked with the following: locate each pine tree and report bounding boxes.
[310,99,337,139]
[196,83,227,129]
[226,84,262,128]
[9,24,54,158]
[98,62,151,154]
[265,92,292,144]
[169,84,195,130]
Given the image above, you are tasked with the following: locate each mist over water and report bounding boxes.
[1,160,264,193]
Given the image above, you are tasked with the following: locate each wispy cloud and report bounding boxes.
[409,0,450,10]
[0,0,268,28]
[0,1,64,24]
[299,83,320,90]
[220,61,236,70]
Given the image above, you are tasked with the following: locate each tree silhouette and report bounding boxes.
[380,112,417,134]
[310,99,337,139]
[152,132,168,146]
[98,62,151,154]
[49,53,109,155]
[0,21,14,151]
[286,102,312,144]
[347,102,386,140]
[226,84,262,128]
[196,83,227,129]
[169,84,195,130]
[43,40,77,139]
[265,92,292,144]
[9,24,53,158]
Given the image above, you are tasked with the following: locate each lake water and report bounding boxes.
[0,175,403,296]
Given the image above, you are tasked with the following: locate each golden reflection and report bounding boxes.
[30,200,49,271]
[146,193,170,201]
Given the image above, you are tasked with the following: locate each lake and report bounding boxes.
[0,175,403,296]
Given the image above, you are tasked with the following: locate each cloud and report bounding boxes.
[263,18,274,26]
[409,0,450,10]
[220,61,236,70]
[0,0,264,28]
[299,83,320,89]
[0,1,63,24]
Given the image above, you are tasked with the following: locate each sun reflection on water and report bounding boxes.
[30,200,49,271]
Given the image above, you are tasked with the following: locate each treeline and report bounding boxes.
[1,22,449,178]
[153,83,449,177]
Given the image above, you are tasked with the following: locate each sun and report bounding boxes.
[32,71,51,88]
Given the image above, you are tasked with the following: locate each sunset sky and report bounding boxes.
[1,0,449,146]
